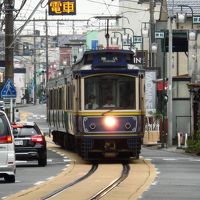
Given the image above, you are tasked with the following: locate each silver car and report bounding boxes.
[0,110,16,183]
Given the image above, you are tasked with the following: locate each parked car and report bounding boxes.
[12,122,47,167]
[0,110,16,183]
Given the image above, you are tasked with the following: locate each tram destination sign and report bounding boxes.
[48,0,76,15]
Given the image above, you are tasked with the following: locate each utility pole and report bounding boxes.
[33,19,37,105]
[149,0,155,68]
[4,0,14,82]
[167,8,173,147]
[45,9,49,86]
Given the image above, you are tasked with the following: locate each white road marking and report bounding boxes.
[63,159,71,162]
[163,158,177,161]
[46,176,55,180]
[156,171,160,175]
[34,181,45,185]
[189,159,200,162]
[152,181,158,185]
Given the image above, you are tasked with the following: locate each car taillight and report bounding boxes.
[0,136,12,143]
[31,135,45,144]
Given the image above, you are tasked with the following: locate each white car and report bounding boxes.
[0,110,16,183]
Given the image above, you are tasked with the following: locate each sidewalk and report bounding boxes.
[16,103,34,108]
[143,143,186,154]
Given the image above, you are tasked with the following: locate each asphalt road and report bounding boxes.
[140,147,200,200]
[0,104,69,200]
[2,104,200,200]
[0,150,70,199]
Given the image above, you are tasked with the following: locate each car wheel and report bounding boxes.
[38,152,47,167]
[4,175,15,183]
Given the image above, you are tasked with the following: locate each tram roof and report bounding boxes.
[72,49,137,71]
[74,49,134,63]
[83,49,134,54]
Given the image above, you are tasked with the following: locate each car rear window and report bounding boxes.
[14,127,38,136]
[0,113,11,136]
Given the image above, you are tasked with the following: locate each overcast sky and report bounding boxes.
[14,0,119,19]
[13,0,119,35]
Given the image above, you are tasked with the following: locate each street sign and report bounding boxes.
[193,16,200,24]
[155,31,165,39]
[1,79,16,98]
[48,0,76,15]
[133,36,142,44]
[3,98,16,108]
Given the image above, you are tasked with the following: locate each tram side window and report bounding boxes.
[67,86,70,109]
[48,90,52,109]
[65,86,69,109]
[59,88,62,109]
[67,85,73,110]
[53,89,56,109]
[55,90,58,109]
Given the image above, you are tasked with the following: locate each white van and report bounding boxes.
[0,110,16,183]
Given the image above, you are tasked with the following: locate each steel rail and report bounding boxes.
[41,163,98,200]
[88,163,130,200]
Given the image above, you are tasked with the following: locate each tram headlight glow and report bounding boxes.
[103,116,117,128]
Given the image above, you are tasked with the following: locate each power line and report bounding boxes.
[14,0,28,20]
[87,0,150,11]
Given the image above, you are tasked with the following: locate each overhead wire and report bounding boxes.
[102,0,112,15]
[40,0,51,8]
[14,0,28,20]
[87,0,150,11]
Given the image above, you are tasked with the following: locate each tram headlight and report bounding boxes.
[103,116,117,128]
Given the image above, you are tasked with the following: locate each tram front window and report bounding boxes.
[84,75,136,110]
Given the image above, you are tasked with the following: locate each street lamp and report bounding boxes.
[189,30,196,41]
[141,22,149,68]
[122,27,134,49]
[112,31,123,49]
[141,22,154,68]
[177,5,194,29]
[141,23,149,38]
[151,43,158,53]
[177,5,196,139]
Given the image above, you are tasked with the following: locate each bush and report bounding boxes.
[186,115,200,155]
[186,139,200,155]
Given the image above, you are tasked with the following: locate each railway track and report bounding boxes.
[41,164,98,200]
[6,140,156,200]
[88,163,130,200]
[41,163,129,200]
